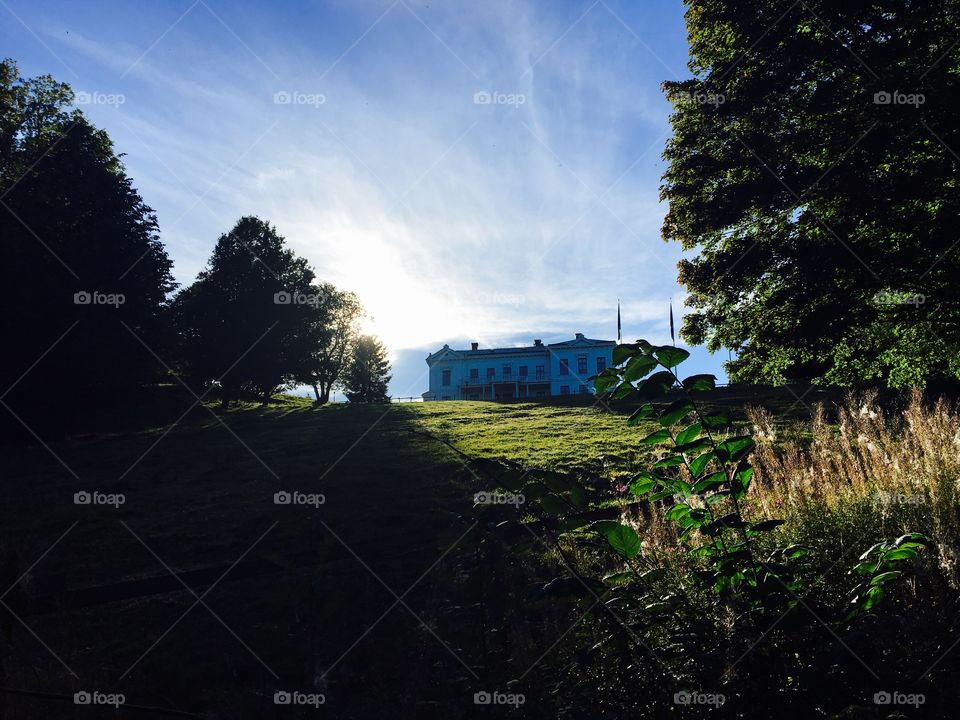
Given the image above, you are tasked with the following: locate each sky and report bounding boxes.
[2,0,729,398]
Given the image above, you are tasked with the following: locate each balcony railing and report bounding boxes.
[460,373,548,385]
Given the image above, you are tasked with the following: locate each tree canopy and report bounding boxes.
[171,216,321,405]
[662,1,960,387]
[0,58,175,436]
[290,284,362,403]
[343,335,391,403]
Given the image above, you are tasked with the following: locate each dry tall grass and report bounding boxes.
[747,390,960,585]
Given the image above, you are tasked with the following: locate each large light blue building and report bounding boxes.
[423,333,616,401]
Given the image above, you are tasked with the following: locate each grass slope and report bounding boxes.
[0,390,656,718]
[0,385,855,719]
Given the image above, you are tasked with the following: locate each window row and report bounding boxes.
[443,357,608,386]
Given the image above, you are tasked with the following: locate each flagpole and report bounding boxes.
[617,299,622,344]
[669,298,675,347]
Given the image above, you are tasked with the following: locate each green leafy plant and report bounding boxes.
[592,340,807,611]
[847,532,931,617]
[452,340,937,714]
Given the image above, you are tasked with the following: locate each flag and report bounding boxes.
[669,300,675,345]
[617,300,622,344]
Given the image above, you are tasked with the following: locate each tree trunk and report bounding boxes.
[312,384,321,403]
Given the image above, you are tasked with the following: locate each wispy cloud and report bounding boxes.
[4,0,724,393]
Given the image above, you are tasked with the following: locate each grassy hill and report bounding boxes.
[2,387,955,719]
[2,390,667,718]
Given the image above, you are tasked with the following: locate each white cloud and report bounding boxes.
[25,0,722,392]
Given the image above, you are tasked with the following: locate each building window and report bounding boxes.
[535,365,545,380]
[503,364,512,377]
[579,384,587,394]
[441,369,451,386]
[560,385,570,395]
[596,356,606,373]
[519,365,528,377]
[577,355,588,374]
[559,359,569,375]
[470,367,479,379]
[486,367,495,379]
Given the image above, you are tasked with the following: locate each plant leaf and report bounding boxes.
[870,571,903,585]
[702,412,731,429]
[637,371,675,396]
[688,451,715,476]
[652,454,686,469]
[751,519,784,532]
[693,471,726,493]
[682,373,716,392]
[605,523,642,559]
[623,354,658,381]
[660,400,695,426]
[610,382,635,400]
[641,429,672,445]
[629,472,661,496]
[653,346,690,368]
[627,403,655,426]
[613,343,643,366]
[675,423,702,445]
[716,436,755,463]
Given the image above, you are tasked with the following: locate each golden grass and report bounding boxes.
[747,390,960,584]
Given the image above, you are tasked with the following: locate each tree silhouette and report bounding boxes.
[0,59,175,438]
[661,3,960,387]
[291,284,362,403]
[170,216,317,406]
[343,335,391,403]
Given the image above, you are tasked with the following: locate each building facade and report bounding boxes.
[423,333,616,401]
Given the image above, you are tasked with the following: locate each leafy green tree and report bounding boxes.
[171,216,317,406]
[0,59,175,438]
[661,2,960,387]
[291,284,362,403]
[343,335,391,403]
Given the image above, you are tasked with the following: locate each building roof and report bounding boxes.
[426,333,616,364]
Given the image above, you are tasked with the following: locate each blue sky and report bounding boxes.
[2,0,729,397]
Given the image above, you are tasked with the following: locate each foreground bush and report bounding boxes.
[468,350,957,718]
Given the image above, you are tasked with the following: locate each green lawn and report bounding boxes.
[0,391,645,718]
[0,386,828,718]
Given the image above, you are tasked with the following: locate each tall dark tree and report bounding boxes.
[290,284,362,404]
[171,216,317,405]
[343,335,391,403]
[0,59,175,437]
[661,2,960,387]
